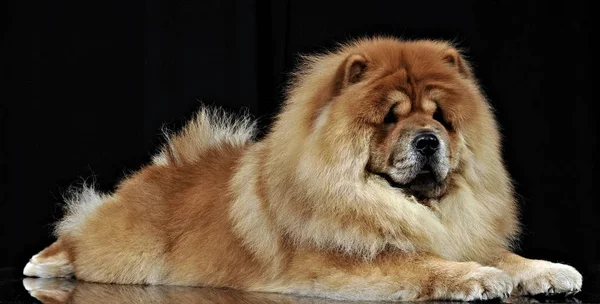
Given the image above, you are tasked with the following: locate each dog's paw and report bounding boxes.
[512,260,582,296]
[431,266,513,301]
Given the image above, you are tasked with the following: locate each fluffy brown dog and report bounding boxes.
[24,37,582,301]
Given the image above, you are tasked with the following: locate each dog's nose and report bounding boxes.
[413,132,439,156]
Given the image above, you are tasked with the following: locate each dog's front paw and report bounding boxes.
[512,260,582,296]
[429,265,513,301]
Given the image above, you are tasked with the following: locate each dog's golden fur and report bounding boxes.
[24,37,582,301]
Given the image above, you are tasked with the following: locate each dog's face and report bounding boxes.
[318,40,483,200]
[366,88,457,199]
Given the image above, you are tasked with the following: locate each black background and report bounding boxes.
[1,0,597,282]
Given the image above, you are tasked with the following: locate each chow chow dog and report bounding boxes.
[23,37,582,301]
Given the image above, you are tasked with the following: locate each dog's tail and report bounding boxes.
[151,106,256,166]
[23,240,74,278]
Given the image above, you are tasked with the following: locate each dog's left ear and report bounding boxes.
[334,54,368,92]
[443,48,472,78]
[343,54,368,85]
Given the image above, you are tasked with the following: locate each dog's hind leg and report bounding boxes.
[23,239,74,278]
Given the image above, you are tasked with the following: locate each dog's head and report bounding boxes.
[291,38,493,200]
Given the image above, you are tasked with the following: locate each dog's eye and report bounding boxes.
[383,104,398,124]
[433,107,453,130]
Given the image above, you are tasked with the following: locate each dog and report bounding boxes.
[23,37,582,301]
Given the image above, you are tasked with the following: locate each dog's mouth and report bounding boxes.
[417,165,432,174]
[373,165,446,199]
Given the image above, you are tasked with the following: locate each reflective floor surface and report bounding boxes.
[1,270,599,304]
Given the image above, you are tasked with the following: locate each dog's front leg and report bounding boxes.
[259,250,513,301]
[492,251,582,296]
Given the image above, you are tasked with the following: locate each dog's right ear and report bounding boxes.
[334,54,368,93]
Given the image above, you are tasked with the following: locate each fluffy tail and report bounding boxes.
[23,240,74,278]
[152,106,256,166]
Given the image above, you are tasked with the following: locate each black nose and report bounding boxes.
[413,132,439,156]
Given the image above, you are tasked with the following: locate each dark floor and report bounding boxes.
[2,268,599,304]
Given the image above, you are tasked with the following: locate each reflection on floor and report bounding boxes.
[22,277,590,304]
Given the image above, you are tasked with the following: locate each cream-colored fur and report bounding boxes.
[23,252,73,279]
[495,252,582,296]
[55,185,109,238]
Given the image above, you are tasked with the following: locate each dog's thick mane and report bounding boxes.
[230,37,520,264]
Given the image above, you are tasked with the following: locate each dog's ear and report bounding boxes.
[334,54,368,92]
[443,48,472,78]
